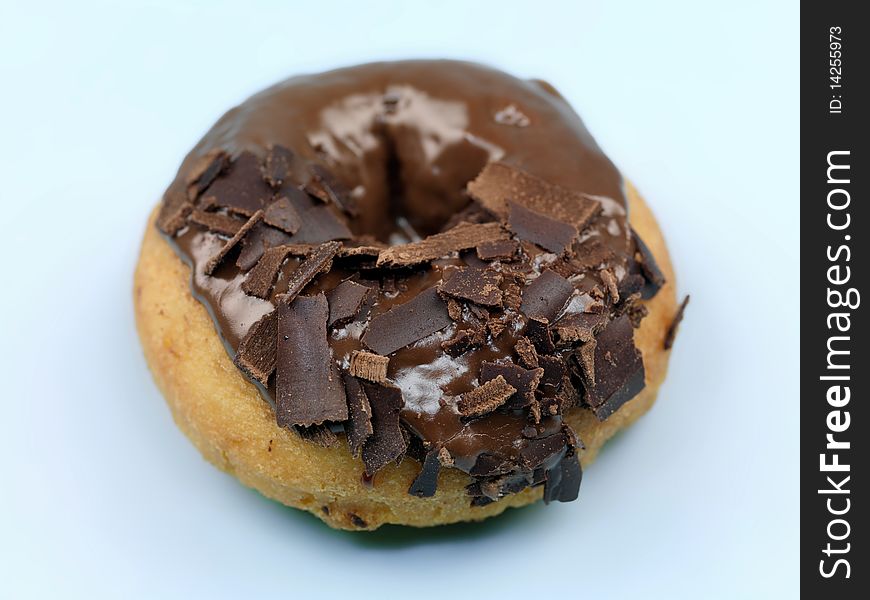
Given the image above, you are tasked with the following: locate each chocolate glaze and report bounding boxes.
[161,60,642,499]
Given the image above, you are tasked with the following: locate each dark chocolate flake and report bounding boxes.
[519,433,566,470]
[515,336,539,368]
[263,197,302,234]
[308,163,358,216]
[632,228,666,299]
[526,317,555,353]
[467,162,601,229]
[327,279,373,327]
[186,151,229,200]
[520,269,574,320]
[276,294,348,427]
[469,453,515,477]
[189,209,245,236]
[290,204,352,243]
[376,222,509,268]
[571,239,615,271]
[543,453,582,503]
[361,288,452,355]
[600,269,620,303]
[476,239,520,261]
[343,375,373,458]
[553,312,609,345]
[664,295,690,349]
[349,350,389,383]
[457,375,516,418]
[204,210,264,275]
[241,244,295,298]
[538,354,568,392]
[235,223,294,271]
[263,145,295,188]
[157,194,193,236]
[441,328,485,357]
[480,361,543,409]
[202,151,273,216]
[408,447,443,497]
[277,241,341,304]
[507,200,577,254]
[578,314,646,420]
[233,309,277,385]
[438,267,503,307]
[360,382,407,476]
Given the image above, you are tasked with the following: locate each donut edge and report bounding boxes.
[133,180,678,530]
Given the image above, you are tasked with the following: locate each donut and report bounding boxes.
[134,60,682,530]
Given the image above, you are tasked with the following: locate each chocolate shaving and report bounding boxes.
[571,239,615,271]
[263,197,302,234]
[664,295,690,349]
[235,223,293,271]
[600,269,620,303]
[343,375,373,458]
[291,205,353,244]
[263,145,295,188]
[457,375,516,418]
[521,270,574,321]
[553,312,609,344]
[441,328,484,357]
[632,229,666,299]
[327,279,373,327]
[538,354,568,392]
[338,245,385,258]
[507,200,577,254]
[241,244,295,298]
[519,433,566,470]
[515,336,539,369]
[408,447,443,497]
[526,317,555,353]
[349,351,389,383]
[282,185,318,212]
[204,210,263,275]
[619,274,646,302]
[543,453,582,503]
[201,152,273,216]
[626,300,649,328]
[476,239,520,261]
[233,309,277,385]
[438,267,503,307]
[503,282,523,311]
[467,162,601,229]
[446,298,463,321]
[275,294,348,427]
[576,337,596,382]
[361,288,452,355]
[360,382,407,476]
[486,315,510,339]
[277,241,341,304]
[186,151,229,200]
[376,222,509,268]
[469,453,514,477]
[308,164,358,216]
[480,362,543,409]
[189,209,245,236]
[157,188,193,236]
[577,314,645,420]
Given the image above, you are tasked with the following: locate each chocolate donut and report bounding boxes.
[135,60,682,529]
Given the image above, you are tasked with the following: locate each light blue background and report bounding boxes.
[0,1,799,598]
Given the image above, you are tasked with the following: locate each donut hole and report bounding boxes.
[348,128,492,244]
[315,89,496,244]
